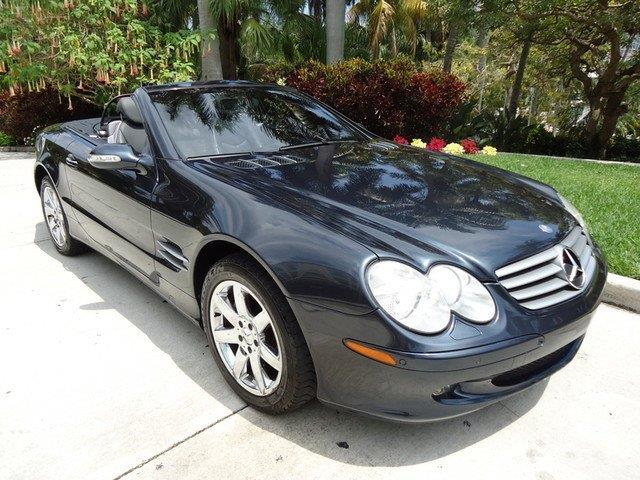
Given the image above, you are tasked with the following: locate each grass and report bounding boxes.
[469,153,640,280]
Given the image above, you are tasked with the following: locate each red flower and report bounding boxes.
[393,135,409,145]
[460,138,479,154]
[427,137,447,152]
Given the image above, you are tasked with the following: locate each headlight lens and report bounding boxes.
[558,193,588,234]
[366,261,496,334]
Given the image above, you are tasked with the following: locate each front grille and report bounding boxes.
[495,226,596,310]
[491,342,574,387]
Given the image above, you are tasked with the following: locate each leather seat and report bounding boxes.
[115,97,148,154]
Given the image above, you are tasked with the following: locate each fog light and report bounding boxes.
[432,386,449,396]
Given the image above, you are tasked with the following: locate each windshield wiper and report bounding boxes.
[278,139,358,151]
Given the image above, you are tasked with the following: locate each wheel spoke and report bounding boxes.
[232,350,248,379]
[233,285,249,317]
[213,294,241,326]
[259,344,281,372]
[252,310,270,333]
[250,354,266,394]
[212,328,239,345]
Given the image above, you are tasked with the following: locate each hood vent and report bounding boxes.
[227,155,301,170]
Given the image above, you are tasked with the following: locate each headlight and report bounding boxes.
[35,134,45,158]
[558,193,588,234]
[366,261,496,334]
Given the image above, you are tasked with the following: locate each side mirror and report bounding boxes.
[88,143,147,174]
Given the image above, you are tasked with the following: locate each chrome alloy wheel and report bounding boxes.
[42,185,67,247]
[210,280,283,396]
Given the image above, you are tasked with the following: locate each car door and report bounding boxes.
[65,135,157,278]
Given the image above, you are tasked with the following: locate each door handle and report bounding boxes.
[65,154,79,167]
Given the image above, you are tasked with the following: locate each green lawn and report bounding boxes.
[470,153,640,280]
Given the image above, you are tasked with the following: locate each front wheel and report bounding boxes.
[201,253,316,414]
[39,178,86,256]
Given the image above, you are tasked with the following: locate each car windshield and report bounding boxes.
[150,87,366,158]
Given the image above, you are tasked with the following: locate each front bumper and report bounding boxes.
[288,252,606,423]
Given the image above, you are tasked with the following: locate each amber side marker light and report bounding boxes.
[344,339,398,366]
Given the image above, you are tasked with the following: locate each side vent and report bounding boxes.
[156,239,189,271]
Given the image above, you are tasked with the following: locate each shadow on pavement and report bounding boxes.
[35,222,546,467]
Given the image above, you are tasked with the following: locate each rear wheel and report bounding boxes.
[40,178,86,256]
[201,253,316,413]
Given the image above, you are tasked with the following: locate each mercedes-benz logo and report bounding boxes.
[560,248,584,289]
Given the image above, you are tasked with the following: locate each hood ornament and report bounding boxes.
[560,248,585,289]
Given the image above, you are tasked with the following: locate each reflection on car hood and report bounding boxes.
[194,140,576,277]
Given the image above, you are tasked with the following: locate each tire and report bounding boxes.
[201,253,316,414]
[39,177,86,256]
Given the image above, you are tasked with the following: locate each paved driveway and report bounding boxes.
[1,153,639,480]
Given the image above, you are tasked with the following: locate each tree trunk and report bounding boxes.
[506,37,532,121]
[585,91,628,158]
[476,27,490,73]
[390,24,398,57]
[197,0,223,81]
[312,0,322,21]
[326,0,345,64]
[218,22,238,80]
[442,21,460,73]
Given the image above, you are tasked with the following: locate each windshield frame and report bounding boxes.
[148,84,374,160]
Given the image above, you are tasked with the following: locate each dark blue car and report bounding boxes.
[35,81,606,422]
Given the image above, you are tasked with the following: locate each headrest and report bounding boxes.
[117,97,143,125]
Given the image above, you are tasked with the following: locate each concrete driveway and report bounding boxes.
[1,153,638,480]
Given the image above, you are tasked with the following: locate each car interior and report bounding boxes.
[105,97,149,154]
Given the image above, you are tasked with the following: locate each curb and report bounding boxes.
[603,273,640,313]
[0,146,35,152]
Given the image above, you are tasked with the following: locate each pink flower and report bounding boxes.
[393,135,409,145]
[427,137,447,152]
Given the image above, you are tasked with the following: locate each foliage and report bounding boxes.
[263,57,466,139]
[0,0,202,105]
[460,138,478,153]
[427,137,446,151]
[442,142,464,154]
[474,153,640,279]
[0,130,15,146]
[0,88,100,143]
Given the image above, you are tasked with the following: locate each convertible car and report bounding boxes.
[34,81,606,422]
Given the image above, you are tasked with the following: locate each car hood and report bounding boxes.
[192,140,576,279]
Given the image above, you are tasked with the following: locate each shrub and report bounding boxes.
[608,136,640,163]
[443,142,465,155]
[0,131,15,146]
[460,138,479,154]
[0,89,101,144]
[427,137,447,151]
[263,58,466,139]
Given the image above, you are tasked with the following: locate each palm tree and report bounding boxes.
[198,0,224,80]
[326,0,346,63]
[348,0,429,59]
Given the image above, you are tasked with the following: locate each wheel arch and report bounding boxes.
[192,234,291,305]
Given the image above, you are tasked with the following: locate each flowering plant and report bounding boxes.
[427,137,447,151]
[481,145,498,156]
[443,142,465,155]
[460,138,479,154]
[394,135,409,145]
[411,138,427,148]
